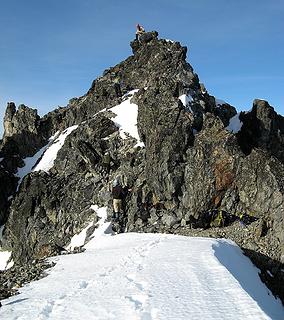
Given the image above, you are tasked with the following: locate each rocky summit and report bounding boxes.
[0,31,283,302]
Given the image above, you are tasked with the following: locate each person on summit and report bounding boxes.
[135,23,145,41]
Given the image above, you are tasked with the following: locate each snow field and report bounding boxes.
[1,209,283,319]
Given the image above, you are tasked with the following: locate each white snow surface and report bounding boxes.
[16,144,49,186]
[1,210,283,320]
[65,222,94,252]
[0,251,13,270]
[110,89,143,146]
[65,205,111,251]
[179,94,193,113]
[33,125,78,172]
[14,125,77,191]
[0,227,14,271]
[226,113,243,133]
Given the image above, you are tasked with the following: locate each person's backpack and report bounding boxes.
[112,185,124,199]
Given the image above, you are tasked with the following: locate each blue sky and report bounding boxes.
[0,0,283,137]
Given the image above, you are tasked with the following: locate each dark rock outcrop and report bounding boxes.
[213,99,237,127]
[0,260,56,301]
[0,168,17,225]
[238,99,284,161]
[3,103,47,158]
[0,31,283,302]
[0,103,47,224]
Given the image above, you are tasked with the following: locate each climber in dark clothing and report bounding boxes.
[111,179,132,222]
[101,152,111,174]
[112,179,125,221]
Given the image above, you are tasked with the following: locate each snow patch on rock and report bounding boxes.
[33,125,78,173]
[179,94,194,113]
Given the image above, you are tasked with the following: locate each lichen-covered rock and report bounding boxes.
[232,150,284,261]
[181,113,242,217]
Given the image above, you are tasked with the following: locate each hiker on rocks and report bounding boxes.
[136,23,145,41]
[101,151,112,175]
[112,179,125,221]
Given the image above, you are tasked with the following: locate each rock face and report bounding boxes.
[0,168,17,225]
[238,99,284,161]
[3,103,46,157]
[0,31,284,302]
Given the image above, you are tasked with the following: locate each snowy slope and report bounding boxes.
[1,210,283,320]
[109,89,144,147]
[33,125,78,172]
[15,126,78,191]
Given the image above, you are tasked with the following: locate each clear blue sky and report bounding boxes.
[0,0,283,137]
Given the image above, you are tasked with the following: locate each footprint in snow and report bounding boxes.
[79,280,88,289]
[126,274,135,282]
[39,301,55,317]
[126,274,149,292]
